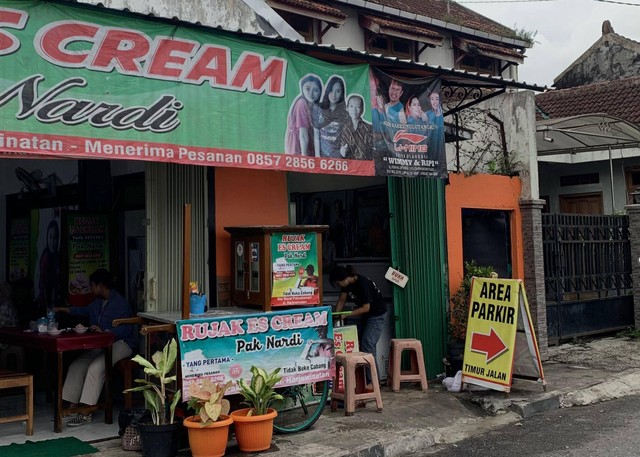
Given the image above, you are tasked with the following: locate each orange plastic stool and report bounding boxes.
[387,338,429,392]
[331,352,383,416]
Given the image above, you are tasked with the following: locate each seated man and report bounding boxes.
[55,268,136,426]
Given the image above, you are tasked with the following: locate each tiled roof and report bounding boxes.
[463,38,523,60]
[536,76,640,124]
[269,0,347,19]
[361,14,444,40]
[366,0,520,41]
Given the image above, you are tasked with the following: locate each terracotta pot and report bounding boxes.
[230,408,277,453]
[183,414,233,457]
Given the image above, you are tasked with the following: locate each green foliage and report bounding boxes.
[124,339,182,425]
[512,25,538,45]
[237,366,284,416]
[618,327,640,340]
[187,379,232,426]
[448,261,495,342]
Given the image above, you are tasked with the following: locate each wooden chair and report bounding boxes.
[112,317,178,409]
[0,345,25,372]
[112,317,145,409]
[0,370,33,435]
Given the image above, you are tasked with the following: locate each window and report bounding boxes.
[365,31,414,59]
[559,173,600,187]
[455,49,499,75]
[278,11,316,42]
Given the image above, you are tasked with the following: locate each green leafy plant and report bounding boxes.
[512,24,538,45]
[124,338,182,425]
[236,366,284,416]
[448,261,495,342]
[187,379,232,426]
[618,327,640,340]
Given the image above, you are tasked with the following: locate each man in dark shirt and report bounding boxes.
[330,265,387,389]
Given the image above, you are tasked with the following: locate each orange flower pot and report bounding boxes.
[230,408,277,453]
[183,414,233,457]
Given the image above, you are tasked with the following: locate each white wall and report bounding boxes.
[539,153,640,214]
[447,91,539,200]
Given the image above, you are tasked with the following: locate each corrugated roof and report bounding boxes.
[536,77,640,124]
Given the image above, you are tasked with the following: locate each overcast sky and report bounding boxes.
[462,0,640,88]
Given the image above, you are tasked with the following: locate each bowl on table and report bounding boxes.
[73,325,88,334]
[47,329,63,336]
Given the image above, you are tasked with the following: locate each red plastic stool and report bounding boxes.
[331,352,383,416]
[387,338,429,392]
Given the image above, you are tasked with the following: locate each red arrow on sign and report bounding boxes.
[470,328,508,363]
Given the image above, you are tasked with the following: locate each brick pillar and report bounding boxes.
[520,199,548,360]
[625,204,640,328]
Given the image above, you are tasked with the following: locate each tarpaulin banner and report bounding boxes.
[177,307,334,397]
[0,1,447,178]
[369,68,447,178]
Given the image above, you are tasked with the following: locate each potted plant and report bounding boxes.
[230,366,284,453]
[446,261,495,376]
[183,379,233,457]
[124,338,183,457]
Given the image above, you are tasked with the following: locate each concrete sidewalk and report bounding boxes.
[91,336,640,457]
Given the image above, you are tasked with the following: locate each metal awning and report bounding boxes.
[536,114,640,156]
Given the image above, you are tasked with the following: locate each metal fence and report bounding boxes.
[542,213,633,342]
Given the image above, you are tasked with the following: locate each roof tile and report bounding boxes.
[536,76,640,124]
[272,0,347,19]
[365,0,519,40]
[362,14,444,40]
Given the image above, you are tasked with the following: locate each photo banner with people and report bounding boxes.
[369,68,447,178]
[0,1,447,178]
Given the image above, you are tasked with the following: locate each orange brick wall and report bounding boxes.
[214,168,289,278]
[445,173,524,297]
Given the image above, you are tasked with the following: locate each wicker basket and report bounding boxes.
[121,424,142,451]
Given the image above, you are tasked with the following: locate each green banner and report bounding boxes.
[270,232,319,307]
[0,1,446,178]
[0,1,379,176]
[8,217,29,282]
[66,213,110,306]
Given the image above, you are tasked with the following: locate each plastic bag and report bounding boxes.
[442,370,463,392]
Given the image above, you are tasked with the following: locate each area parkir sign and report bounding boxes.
[461,278,545,393]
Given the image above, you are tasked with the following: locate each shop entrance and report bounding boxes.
[462,208,512,278]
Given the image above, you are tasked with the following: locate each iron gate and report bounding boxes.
[543,213,633,344]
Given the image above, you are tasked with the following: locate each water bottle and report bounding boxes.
[47,309,57,331]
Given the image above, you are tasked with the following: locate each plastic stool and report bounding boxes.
[331,352,383,416]
[387,338,428,392]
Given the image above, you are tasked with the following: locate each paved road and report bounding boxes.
[425,394,640,457]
